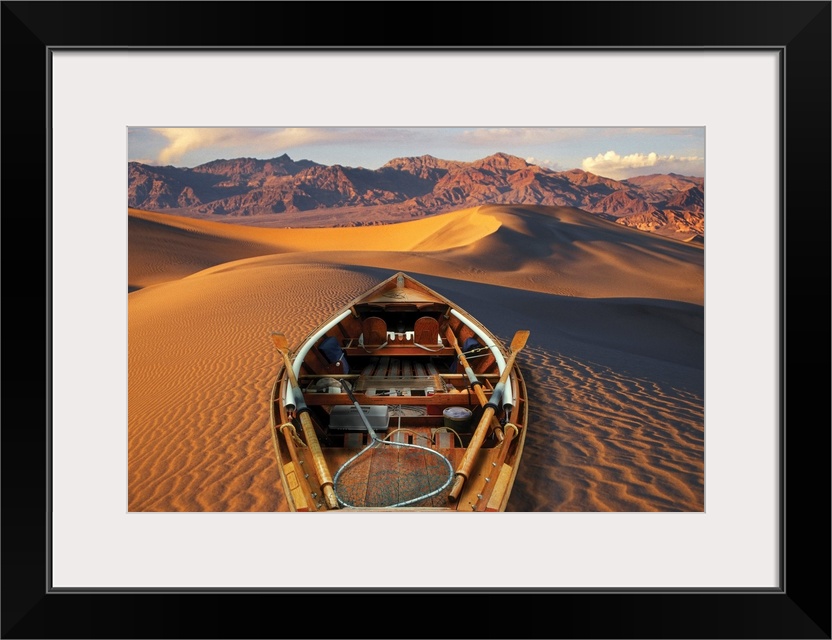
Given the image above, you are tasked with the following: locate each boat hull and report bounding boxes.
[269,272,529,512]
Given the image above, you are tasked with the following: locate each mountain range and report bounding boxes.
[128,152,704,241]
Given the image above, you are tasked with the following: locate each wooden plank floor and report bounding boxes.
[326,445,465,470]
[326,446,465,508]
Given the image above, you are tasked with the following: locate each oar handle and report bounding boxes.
[294,410,338,509]
[446,327,501,433]
[448,347,522,503]
[449,405,496,501]
[446,327,488,403]
[278,348,339,510]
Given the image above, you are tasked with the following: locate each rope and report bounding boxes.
[358,332,388,353]
[501,422,520,441]
[461,347,490,360]
[413,341,446,353]
[279,422,307,449]
[383,427,429,442]
[381,425,464,448]
[431,426,464,448]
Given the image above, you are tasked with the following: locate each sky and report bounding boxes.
[128,127,705,181]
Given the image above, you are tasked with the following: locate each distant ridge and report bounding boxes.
[128,152,704,241]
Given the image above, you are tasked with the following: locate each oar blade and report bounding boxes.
[444,326,460,349]
[510,330,530,352]
[271,332,301,389]
[271,332,289,351]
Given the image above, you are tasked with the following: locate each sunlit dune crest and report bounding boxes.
[128,204,704,512]
[129,205,702,305]
[129,206,499,290]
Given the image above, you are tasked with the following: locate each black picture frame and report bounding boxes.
[3,2,829,638]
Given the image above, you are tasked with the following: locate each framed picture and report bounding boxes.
[124,124,708,518]
[7,1,828,638]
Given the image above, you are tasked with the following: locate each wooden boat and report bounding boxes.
[269,272,529,511]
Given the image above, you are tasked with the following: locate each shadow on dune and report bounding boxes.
[334,267,704,512]
[372,270,704,370]
[128,212,282,290]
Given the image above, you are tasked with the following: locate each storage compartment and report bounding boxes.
[329,405,390,431]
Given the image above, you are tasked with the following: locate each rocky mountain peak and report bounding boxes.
[127,152,704,240]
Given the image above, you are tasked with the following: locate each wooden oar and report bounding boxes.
[271,333,339,510]
[448,330,529,503]
[445,326,503,437]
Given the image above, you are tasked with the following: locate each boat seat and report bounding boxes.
[413,316,440,346]
[362,317,388,346]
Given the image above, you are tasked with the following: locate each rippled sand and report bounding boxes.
[128,204,704,512]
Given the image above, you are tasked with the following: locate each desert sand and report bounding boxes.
[128,204,704,512]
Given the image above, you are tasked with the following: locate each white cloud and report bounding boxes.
[151,127,340,165]
[526,157,561,171]
[581,150,703,179]
[458,127,589,146]
[149,127,434,166]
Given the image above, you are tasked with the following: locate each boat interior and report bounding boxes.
[288,305,516,453]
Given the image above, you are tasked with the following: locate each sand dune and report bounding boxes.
[128,206,500,291]
[128,204,704,512]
